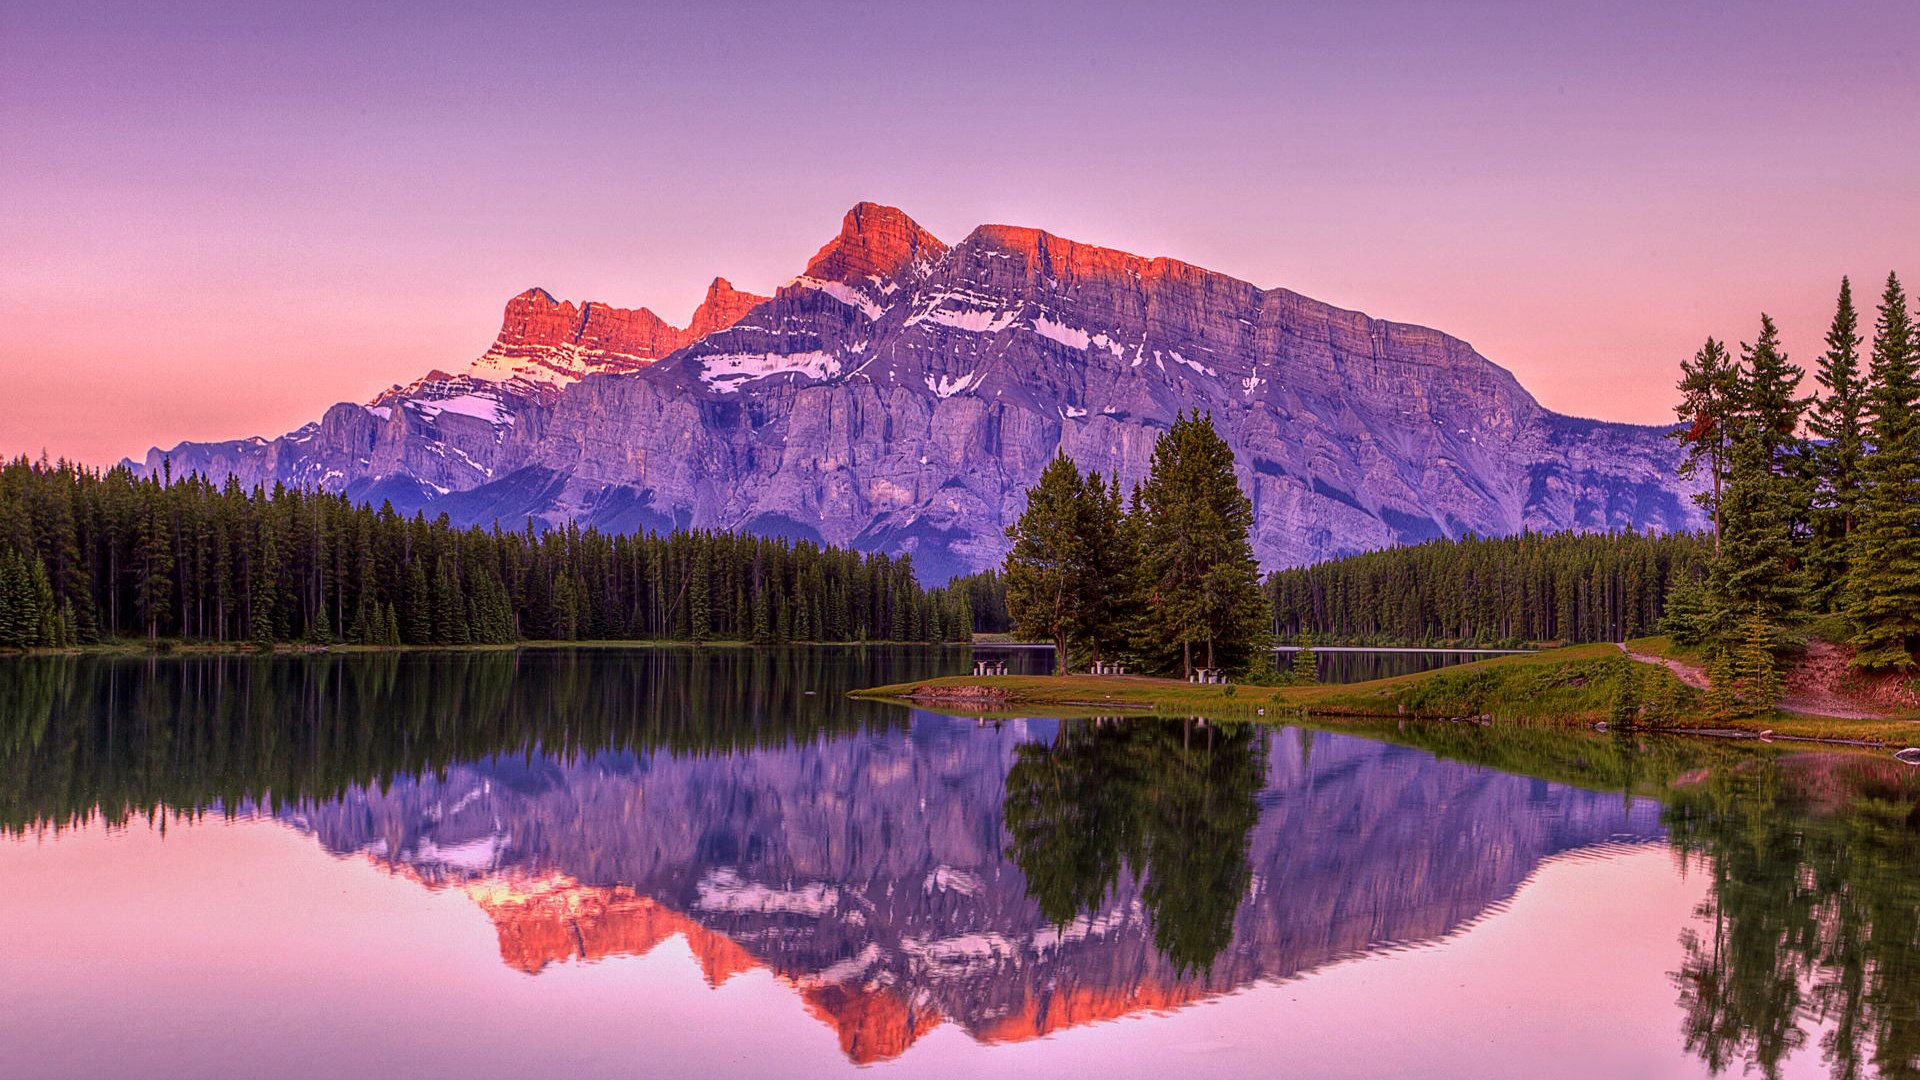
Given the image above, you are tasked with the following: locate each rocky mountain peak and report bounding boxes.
[687,277,770,339]
[803,201,948,283]
[958,223,1234,294]
[137,202,1704,577]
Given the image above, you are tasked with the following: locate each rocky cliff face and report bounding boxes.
[137,202,1702,578]
[285,718,1661,1063]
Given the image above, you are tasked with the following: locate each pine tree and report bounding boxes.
[0,547,58,648]
[1847,273,1920,670]
[1082,471,1144,666]
[1710,315,1807,629]
[349,588,377,645]
[1807,278,1866,609]
[1658,576,1719,646]
[1672,338,1741,552]
[1733,608,1781,714]
[1138,412,1271,676]
[308,597,332,644]
[1003,454,1092,674]
[1704,651,1740,722]
[688,541,711,644]
[134,501,174,640]
[1289,633,1319,684]
[405,561,432,645]
[1609,657,1642,727]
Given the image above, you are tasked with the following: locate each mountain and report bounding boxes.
[135,202,1703,579]
[286,718,1661,1063]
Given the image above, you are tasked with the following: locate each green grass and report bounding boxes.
[854,643,1920,746]
[1623,635,1702,663]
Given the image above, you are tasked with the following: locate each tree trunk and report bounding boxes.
[1055,630,1068,675]
[1182,638,1192,679]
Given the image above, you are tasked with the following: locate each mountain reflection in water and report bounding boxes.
[3,649,1919,1076]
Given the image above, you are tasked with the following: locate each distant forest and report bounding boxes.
[1,453,1709,654]
[0,458,1006,647]
[1264,530,1710,647]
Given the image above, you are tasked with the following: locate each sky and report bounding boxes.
[3,0,1916,466]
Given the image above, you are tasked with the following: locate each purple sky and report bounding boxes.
[4,0,1916,465]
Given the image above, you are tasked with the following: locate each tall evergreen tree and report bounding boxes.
[1004,454,1092,674]
[1711,315,1807,627]
[1847,273,1920,669]
[1807,278,1866,610]
[1081,471,1144,666]
[134,501,174,640]
[1137,411,1271,677]
[1673,338,1741,552]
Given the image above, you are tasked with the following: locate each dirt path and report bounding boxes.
[1615,642,1895,722]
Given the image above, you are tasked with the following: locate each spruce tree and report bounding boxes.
[1704,651,1740,722]
[1733,607,1781,714]
[1289,633,1319,684]
[1138,411,1271,676]
[1711,315,1807,627]
[405,562,432,645]
[1003,454,1089,674]
[1609,657,1642,727]
[1847,273,1920,670]
[1672,338,1741,552]
[1807,278,1866,609]
[1082,471,1144,666]
[135,502,174,640]
[689,541,711,644]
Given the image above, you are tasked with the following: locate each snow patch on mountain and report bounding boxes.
[701,350,843,392]
[792,276,887,320]
[1031,314,1092,350]
[408,394,513,426]
[925,371,982,398]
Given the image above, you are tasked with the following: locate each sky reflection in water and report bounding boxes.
[0,649,1913,1079]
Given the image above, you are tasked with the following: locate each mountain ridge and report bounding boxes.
[134,202,1703,579]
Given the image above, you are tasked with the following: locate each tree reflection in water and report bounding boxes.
[1666,755,1920,1080]
[1003,717,1265,973]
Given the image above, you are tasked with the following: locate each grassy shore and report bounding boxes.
[853,643,1920,746]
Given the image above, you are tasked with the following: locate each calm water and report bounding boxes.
[1271,646,1527,682]
[2,648,1916,1079]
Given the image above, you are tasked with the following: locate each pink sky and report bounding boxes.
[3,1,1916,466]
[0,818,1767,1078]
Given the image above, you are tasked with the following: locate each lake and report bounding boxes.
[2,647,1914,1079]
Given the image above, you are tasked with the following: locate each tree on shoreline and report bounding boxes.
[1002,415,1271,678]
[1660,272,1920,676]
[1003,454,1097,674]
[1138,412,1272,678]
[1711,314,1808,628]
[1848,273,1920,670]
[1807,278,1865,610]
[1673,338,1740,553]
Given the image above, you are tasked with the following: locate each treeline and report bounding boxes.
[0,457,985,648]
[1668,273,1920,682]
[1265,530,1711,646]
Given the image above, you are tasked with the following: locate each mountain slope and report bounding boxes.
[136,202,1702,578]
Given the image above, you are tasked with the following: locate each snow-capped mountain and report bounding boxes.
[135,202,1703,578]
